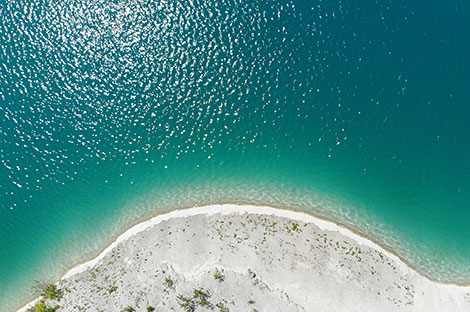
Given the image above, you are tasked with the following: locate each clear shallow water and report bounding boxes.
[1,0,470,309]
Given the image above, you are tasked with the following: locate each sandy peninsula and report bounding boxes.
[19,204,470,311]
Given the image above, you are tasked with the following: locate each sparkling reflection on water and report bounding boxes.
[1,0,470,310]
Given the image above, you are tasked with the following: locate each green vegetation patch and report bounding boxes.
[27,300,60,312]
[177,288,213,311]
[34,282,64,301]
[214,269,225,282]
[164,276,175,291]
[108,285,118,294]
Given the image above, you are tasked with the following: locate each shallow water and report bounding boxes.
[1,0,470,310]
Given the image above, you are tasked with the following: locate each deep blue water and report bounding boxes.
[1,0,470,310]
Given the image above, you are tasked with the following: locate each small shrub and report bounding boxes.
[213,269,225,282]
[193,288,211,307]
[193,288,209,299]
[216,302,229,312]
[33,282,63,300]
[177,288,213,311]
[120,307,135,312]
[164,277,174,289]
[248,300,255,304]
[27,300,60,312]
[177,295,196,311]
[147,306,155,312]
[108,286,118,294]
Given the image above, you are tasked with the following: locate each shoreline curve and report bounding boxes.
[17,203,470,312]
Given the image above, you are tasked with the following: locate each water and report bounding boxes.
[1,0,470,309]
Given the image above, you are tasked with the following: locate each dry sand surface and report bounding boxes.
[20,205,470,311]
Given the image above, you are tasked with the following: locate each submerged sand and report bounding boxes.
[19,204,470,311]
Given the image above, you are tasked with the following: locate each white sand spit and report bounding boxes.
[19,204,470,312]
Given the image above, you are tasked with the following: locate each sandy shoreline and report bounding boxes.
[18,204,470,311]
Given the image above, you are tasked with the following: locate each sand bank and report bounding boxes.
[19,204,470,311]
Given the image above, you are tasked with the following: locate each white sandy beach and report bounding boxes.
[19,204,470,311]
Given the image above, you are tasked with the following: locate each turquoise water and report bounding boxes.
[1,0,470,309]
